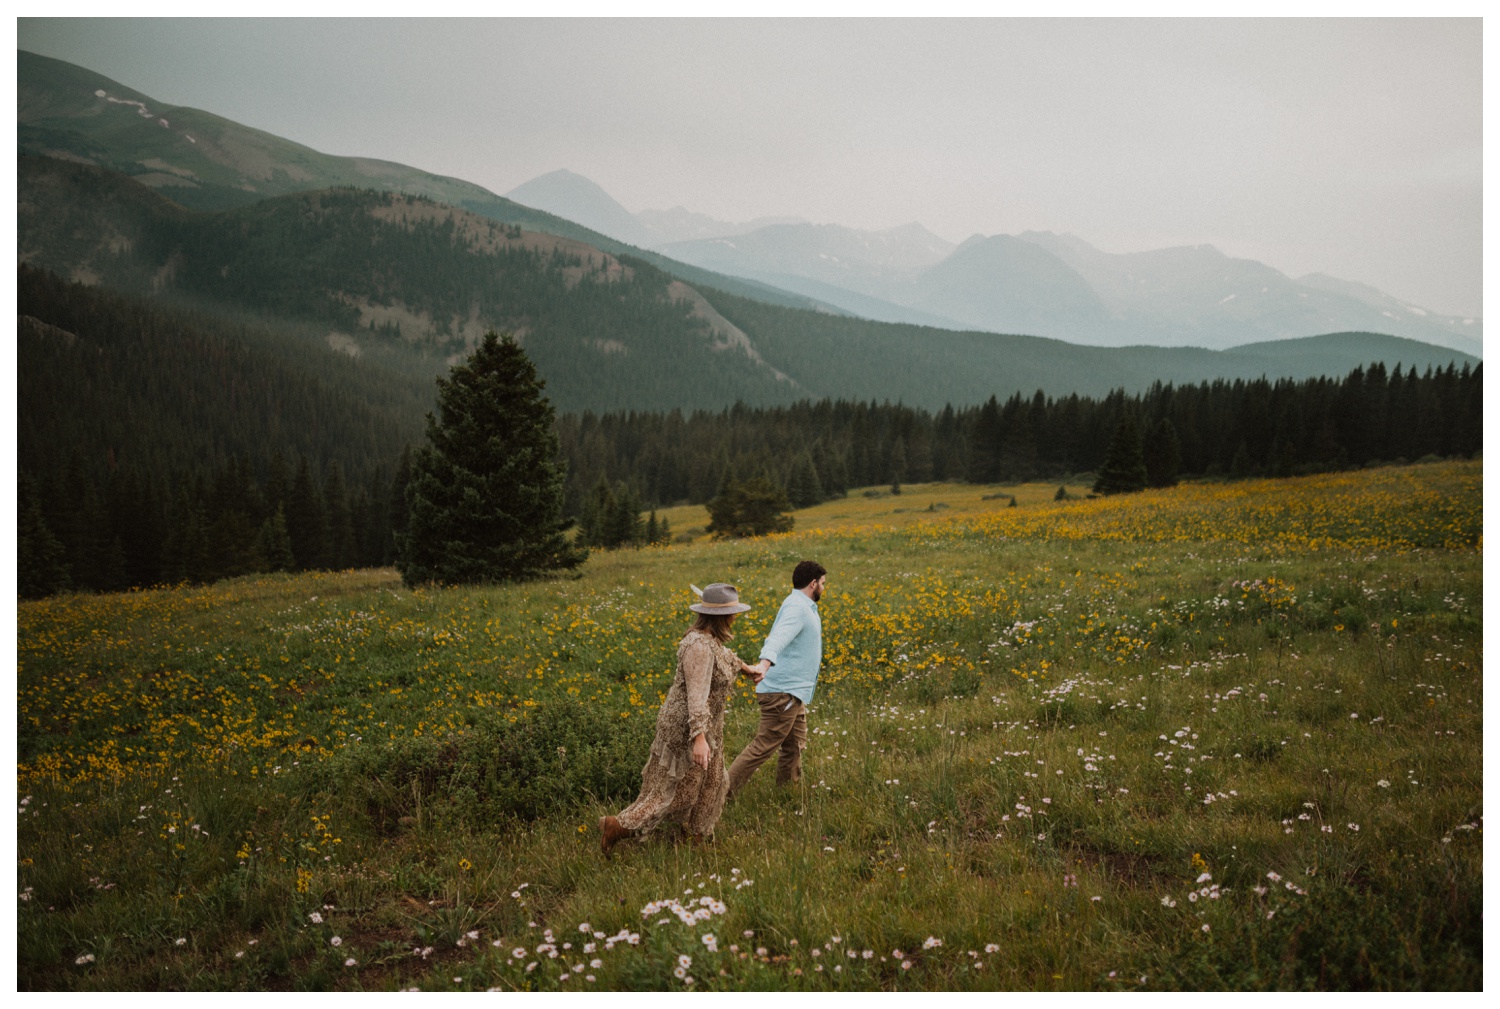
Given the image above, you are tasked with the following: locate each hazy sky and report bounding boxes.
[17,18,1483,317]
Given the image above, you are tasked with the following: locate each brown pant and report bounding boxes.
[727,692,807,798]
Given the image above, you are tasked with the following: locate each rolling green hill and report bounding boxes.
[19,154,1479,414]
[18,156,802,413]
[16,49,830,315]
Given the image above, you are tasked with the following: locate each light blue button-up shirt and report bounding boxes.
[757,590,823,704]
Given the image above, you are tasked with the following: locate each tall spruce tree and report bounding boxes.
[255,505,297,572]
[17,474,70,598]
[323,462,356,569]
[577,474,617,548]
[888,437,908,494]
[1093,415,1149,495]
[387,445,413,565]
[1143,418,1182,488]
[397,332,585,585]
[604,482,645,548]
[286,456,329,571]
[786,451,824,508]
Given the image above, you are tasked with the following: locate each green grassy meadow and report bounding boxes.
[16,462,1483,990]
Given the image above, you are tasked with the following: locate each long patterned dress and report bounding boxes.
[615,630,741,838]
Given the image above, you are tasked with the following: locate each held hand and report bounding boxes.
[691,734,711,770]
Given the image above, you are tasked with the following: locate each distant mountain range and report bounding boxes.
[501,161,1482,358]
[16,49,1482,419]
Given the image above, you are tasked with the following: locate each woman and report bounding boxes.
[599,583,762,855]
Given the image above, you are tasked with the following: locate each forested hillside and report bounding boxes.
[16,267,426,596]
[17,256,1480,599]
[20,156,1478,417]
[18,156,801,413]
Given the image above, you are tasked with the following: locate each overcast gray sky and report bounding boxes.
[17,17,1483,317]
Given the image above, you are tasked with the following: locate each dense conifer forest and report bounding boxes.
[556,360,1482,511]
[16,265,1482,598]
[17,266,425,597]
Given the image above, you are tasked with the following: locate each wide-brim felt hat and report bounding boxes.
[689,582,752,614]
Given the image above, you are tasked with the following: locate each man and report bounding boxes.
[727,560,827,798]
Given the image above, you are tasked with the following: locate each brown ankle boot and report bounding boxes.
[599,815,634,857]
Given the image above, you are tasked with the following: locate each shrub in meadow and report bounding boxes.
[313,698,654,830]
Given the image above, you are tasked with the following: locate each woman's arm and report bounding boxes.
[682,636,714,747]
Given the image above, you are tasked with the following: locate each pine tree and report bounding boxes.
[324,462,356,569]
[387,445,413,565]
[813,441,848,497]
[285,456,329,570]
[578,474,616,548]
[1093,415,1149,495]
[1143,418,1182,488]
[108,468,166,589]
[786,451,824,509]
[888,437,908,495]
[264,452,290,517]
[707,477,794,538]
[207,508,258,580]
[610,483,645,547]
[359,466,390,567]
[72,483,128,591]
[17,474,70,598]
[161,486,212,585]
[255,505,297,572]
[397,332,585,585]
[1229,440,1253,478]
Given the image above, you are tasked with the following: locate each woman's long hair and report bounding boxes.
[690,612,735,643]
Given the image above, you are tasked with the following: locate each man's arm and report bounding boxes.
[758,602,805,669]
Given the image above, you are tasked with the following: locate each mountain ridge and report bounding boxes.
[498,158,1481,356]
[505,168,653,247]
[24,48,1480,359]
[16,49,839,320]
[19,154,1478,418]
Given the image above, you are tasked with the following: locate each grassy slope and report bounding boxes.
[17,462,1483,990]
[18,51,824,315]
[654,480,1096,543]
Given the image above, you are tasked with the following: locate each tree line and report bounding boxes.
[557,360,1482,510]
[18,448,416,600]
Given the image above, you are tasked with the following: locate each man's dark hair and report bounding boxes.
[792,560,826,589]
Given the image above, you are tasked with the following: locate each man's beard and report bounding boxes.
[811,586,823,602]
